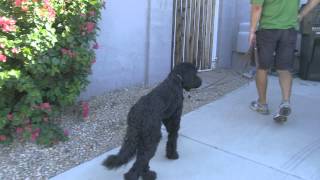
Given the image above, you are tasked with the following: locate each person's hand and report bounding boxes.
[249,31,256,48]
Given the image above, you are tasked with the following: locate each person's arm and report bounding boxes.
[249,3,263,47]
[298,0,320,21]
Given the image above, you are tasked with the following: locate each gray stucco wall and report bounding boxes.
[148,0,173,85]
[216,0,237,68]
[81,0,173,99]
[231,0,251,70]
[216,0,251,69]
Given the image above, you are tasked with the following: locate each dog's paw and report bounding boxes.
[166,151,179,160]
[142,170,157,180]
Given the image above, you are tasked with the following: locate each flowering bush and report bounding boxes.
[0,0,104,146]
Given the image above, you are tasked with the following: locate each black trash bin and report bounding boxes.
[299,4,320,81]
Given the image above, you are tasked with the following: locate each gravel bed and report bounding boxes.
[0,69,249,180]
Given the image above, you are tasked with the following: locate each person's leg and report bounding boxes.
[250,29,278,115]
[255,69,268,104]
[273,29,297,122]
[277,70,292,102]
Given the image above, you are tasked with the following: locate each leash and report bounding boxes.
[242,43,259,80]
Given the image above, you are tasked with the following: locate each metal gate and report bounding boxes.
[172,0,216,70]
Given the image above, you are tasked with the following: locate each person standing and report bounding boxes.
[249,0,320,122]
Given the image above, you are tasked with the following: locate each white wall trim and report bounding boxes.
[212,0,220,68]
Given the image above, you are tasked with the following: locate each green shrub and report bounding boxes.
[0,0,104,146]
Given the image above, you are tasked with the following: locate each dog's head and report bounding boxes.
[172,63,202,91]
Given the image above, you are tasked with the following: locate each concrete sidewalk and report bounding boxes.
[51,77,320,180]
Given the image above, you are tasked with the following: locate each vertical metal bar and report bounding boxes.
[190,0,196,65]
[195,0,201,68]
[208,0,215,69]
[187,0,192,63]
[171,0,178,69]
[205,0,210,69]
[203,0,207,69]
[204,0,209,69]
[182,0,188,63]
[180,0,183,16]
[212,0,220,68]
[144,0,151,87]
[200,0,205,70]
[179,0,183,64]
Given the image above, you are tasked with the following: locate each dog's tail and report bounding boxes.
[102,126,138,169]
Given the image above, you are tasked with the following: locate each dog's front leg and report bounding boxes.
[163,109,182,160]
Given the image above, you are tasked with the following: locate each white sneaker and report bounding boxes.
[250,100,270,115]
[273,101,291,123]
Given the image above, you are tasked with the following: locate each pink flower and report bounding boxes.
[30,128,40,141]
[16,127,24,134]
[2,24,14,32]
[21,5,28,12]
[0,135,7,141]
[63,129,69,136]
[7,19,16,25]
[61,48,76,58]
[86,22,95,33]
[40,102,51,111]
[0,17,5,23]
[41,0,56,20]
[34,102,52,112]
[14,0,29,11]
[92,42,99,49]
[14,0,28,7]
[31,132,39,141]
[82,101,89,119]
[0,54,7,62]
[0,17,16,32]
[15,0,24,6]
[47,8,56,19]
[7,113,13,120]
[11,47,20,54]
[0,43,5,49]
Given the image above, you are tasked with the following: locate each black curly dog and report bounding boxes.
[102,63,202,180]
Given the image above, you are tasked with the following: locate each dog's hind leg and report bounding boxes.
[163,109,182,160]
[124,128,161,180]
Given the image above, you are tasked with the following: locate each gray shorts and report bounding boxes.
[256,28,298,70]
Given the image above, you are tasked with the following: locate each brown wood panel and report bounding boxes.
[172,0,215,70]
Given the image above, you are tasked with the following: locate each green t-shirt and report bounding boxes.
[251,0,300,29]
